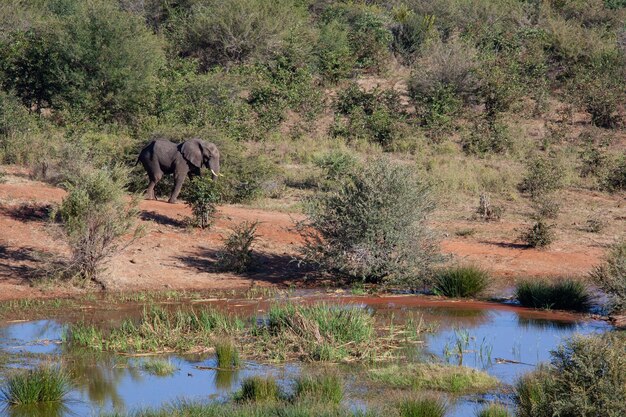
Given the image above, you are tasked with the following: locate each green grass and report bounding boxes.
[515,279,591,311]
[368,363,498,394]
[215,341,241,368]
[396,397,447,417]
[432,266,490,298]
[1,366,70,405]
[235,377,281,403]
[476,404,512,417]
[293,374,343,404]
[140,359,177,376]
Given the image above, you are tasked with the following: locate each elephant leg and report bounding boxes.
[168,174,185,204]
[146,171,162,200]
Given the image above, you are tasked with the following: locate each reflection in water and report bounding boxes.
[214,368,239,390]
[5,403,68,417]
[516,316,576,331]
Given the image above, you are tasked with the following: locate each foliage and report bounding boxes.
[316,21,355,82]
[219,149,281,203]
[520,219,555,248]
[570,63,625,128]
[215,340,241,368]
[55,165,140,283]
[515,334,626,417]
[432,266,490,298]
[313,150,358,186]
[591,240,626,313]
[515,279,591,311]
[519,153,564,198]
[396,397,447,417]
[476,404,512,417]
[218,221,258,273]
[140,359,176,377]
[602,156,626,192]
[462,118,511,155]
[531,194,561,219]
[0,366,70,405]
[181,176,220,229]
[235,377,281,403]
[302,159,439,286]
[293,374,343,404]
[476,194,503,222]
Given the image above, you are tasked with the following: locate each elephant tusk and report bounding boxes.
[211,169,223,177]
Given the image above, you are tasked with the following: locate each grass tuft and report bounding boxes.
[397,397,447,417]
[432,266,490,298]
[235,376,281,403]
[477,403,512,417]
[140,359,176,376]
[1,366,70,405]
[515,279,591,311]
[215,340,241,368]
[293,373,343,404]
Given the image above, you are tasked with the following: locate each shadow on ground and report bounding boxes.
[140,210,187,228]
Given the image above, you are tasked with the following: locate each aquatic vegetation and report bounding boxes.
[515,334,626,417]
[293,373,343,404]
[432,266,489,298]
[140,359,176,376]
[0,366,70,405]
[368,363,498,394]
[591,239,626,313]
[215,340,241,368]
[396,397,447,417]
[476,403,512,417]
[515,279,591,311]
[235,376,282,403]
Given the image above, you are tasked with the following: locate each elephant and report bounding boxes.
[137,138,221,203]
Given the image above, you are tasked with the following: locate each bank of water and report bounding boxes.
[0,295,612,416]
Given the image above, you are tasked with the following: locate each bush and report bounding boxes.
[602,156,626,192]
[293,374,343,404]
[391,10,436,62]
[215,340,241,369]
[476,403,512,417]
[515,279,591,311]
[571,65,625,128]
[519,153,564,198]
[433,266,490,298]
[174,0,306,69]
[312,150,358,185]
[591,240,626,313]
[397,397,447,417]
[531,194,561,219]
[1,366,70,405]
[520,219,555,248]
[55,165,140,284]
[515,334,626,417]
[236,377,281,403]
[219,148,281,203]
[316,21,355,82]
[218,221,258,273]
[181,176,220,229]
[302,158,439,286]
[462,118,511,155]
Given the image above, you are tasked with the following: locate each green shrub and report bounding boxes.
[515,334,626,417]
[519,153,564,198]
[602,156,626,192]
[396,397,447,417]
[302,158,439,286]
[391,10,436,62]
[0,90,43,164]
[219,148,281,203]
[293,374,343,404]
[313,150,358,184]
[476,403,512,417]
[316,21,355,82]
[462,118,511,155]
[520,219,555,248]
[1,366,70,405]
[515,279,591,311]
[571,65,625,128]
[531,194,561,219]
[215,340,241,369]
[55,165,140,283]
[591,240,626,313]
[235,376,281,403]
[433,266,490,298]
[218,221,258,273]
[180,176,220,229]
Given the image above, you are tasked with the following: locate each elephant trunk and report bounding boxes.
[208,157,220,180]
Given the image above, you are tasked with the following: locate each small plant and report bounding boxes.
[140,359,176,376]
[591,240,626,313]
[313,150,357,184]
[515,279,591,311]
[293,374,343,404]
[218,221,258,273]
[455,229,476,238]
[433,266,490,298]
[477,403,512,417]
[531,195,561,219]
[0,170,6,183]
[1,366,70,405]
[462,118,511,156]
[235,376,281,403]
[602,156,626,192]
[521,219,555,248]
[476,193,503,222]
[584,217,605,233]
[519,153,564,198]
[397,397,447,417]
[54,165,140,283]
[181,176,220,229]
[215,340,241,369]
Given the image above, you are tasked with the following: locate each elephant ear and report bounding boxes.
[180,139,203,168]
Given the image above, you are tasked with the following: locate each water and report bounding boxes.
[0,295,612,416]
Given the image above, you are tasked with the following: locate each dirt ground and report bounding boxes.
[0,167,623,301]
